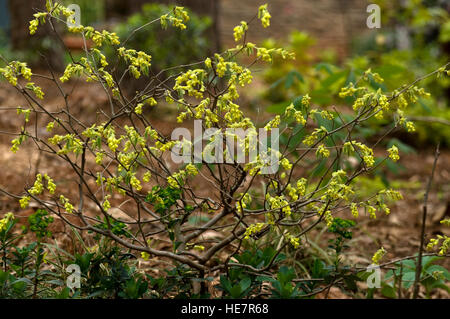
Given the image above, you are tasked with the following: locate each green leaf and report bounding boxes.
[239,277,252,293]
[219,275,232,293]
[267,101,290,114]
[381,283,397,299]
[229,284,242,298]
[401,271,416,289]
[425,265,450,280]
[315,62,334,74]
[343,275,358,292]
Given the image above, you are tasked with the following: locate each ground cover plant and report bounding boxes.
[0,1,449,299]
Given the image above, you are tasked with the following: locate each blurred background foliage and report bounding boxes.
[108,3,211,72]
[262,0,449,147]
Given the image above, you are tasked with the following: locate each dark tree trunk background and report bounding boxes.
[8,0,64,70]
[8,0,41,50]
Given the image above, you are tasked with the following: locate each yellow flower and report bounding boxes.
[316,144,330,158]
[44,174,56,194]
[102,195,111,211]
[367,205,377,219]
[143,171,152,183]
[60,195,75,213]
[258,4,271,28]
[167,176,179,189]
[141,251,150,261]
[350,203,359,218]
[29,19,39,35]
[302,94,311,107]
[233,21,248,42]
[372,247,386,264]
[405,121,415,132]
[388,145,400,162]
[204,57,212,69]
[280,158,292,170]
[95,152,104,165]
[130,175,142,191]
[193,245,205,252]
[0,212,14,232]
[339,83,357,98]
[244,223,266,240]
[46,121,56,132]
[19,196,30,209]
[186,163,198,176]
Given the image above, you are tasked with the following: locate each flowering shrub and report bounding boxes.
[0,1,449,298]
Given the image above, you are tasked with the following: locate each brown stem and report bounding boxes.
[413,144,440,299]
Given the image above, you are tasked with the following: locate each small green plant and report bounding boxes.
[380,256,450,299]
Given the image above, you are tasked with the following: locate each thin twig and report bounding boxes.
[413,144,440,298]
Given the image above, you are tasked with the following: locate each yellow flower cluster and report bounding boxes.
[141,251,150,261]
[244,222,266,240]
[236,193,252,213]
[363,68,384,83]
[25,82,45,99]
[266,194,291,217]
[185,163,198,176]
[352,93,371,111]
[0,61,33,86]
[258,4,271,28]
[302,127,327,146]
[60,63,84,83]
[160,6,190,30]
[316,144,330,158]
[302,94,311,107]
[48,134,84,155]
[387,145,400,162]
[343,141,375,168]
[0,213,14,232]
[29,18,39,35]
[285,232,300,249]
[367,205,377,219]
[323,170,353,202]
[167,168,192,189]
[233,21,248,42]
[427,235,450,256]
[280,158,292,171]
[46,121,57,132]
[29,12,48,35]
[118,48,152,78]
[10,134,27,154]
[339,83,359,98]
[130,175,142,191]
[284,103,306,125]
[371,247,386,264]
[16,107,31,123]
[29,174,45,196]
[174,69,206,99]
[256,47,294,63]
[264,115,280,131]
[193,245,205,252]
[317,207,334,227]
[59,195,75,214]
[102,195,111,211]
[350,203,359,218]
[20,196,30,209]
[427,218,450,255]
